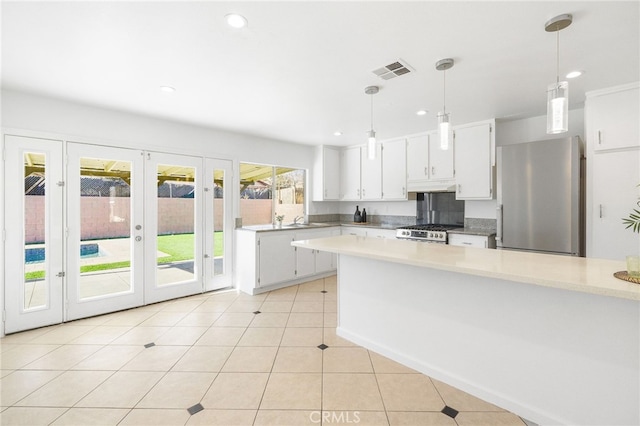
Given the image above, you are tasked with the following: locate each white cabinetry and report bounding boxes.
[340,146,361,200]
[295,228,339,277]
[588,84,639,151]
[341,226,396,239]
[313,145,340,201]
[381,138,407,200]
[407,134,429,185]
[236,227,340,294]
[366,228,398,239]
[428,131,455,181]
[406,132,455,192]
[589,152,640,259]
[258,232,296,286]
[454,120,495,200]
[586,82,640,260]
[449,234,496,249]
[360,145,382,200]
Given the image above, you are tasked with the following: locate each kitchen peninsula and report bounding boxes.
[292,235,640,426]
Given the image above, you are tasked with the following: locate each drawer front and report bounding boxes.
[449,234,488,248]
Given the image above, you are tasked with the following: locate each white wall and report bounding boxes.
[496,108,584,146]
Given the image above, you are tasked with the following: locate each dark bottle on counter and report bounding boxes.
[362,208,367,223]
[354,205,362,223]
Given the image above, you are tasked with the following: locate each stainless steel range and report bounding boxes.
[396,224,462,244]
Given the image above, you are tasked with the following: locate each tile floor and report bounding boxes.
[0,275,527,425]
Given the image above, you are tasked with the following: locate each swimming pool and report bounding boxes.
[25,243,101,264]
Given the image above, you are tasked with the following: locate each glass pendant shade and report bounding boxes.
[367,130,376,160]
[546,81,568,134]
[437,112,452,150]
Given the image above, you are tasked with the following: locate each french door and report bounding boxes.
[5,138,230,330]
[4,135,64,333]
[66,143,145,320]
[144,152,203,304]
[204,159,233,291]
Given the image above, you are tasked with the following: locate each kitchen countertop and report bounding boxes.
[237,222,398,232]
[291,234,640,301]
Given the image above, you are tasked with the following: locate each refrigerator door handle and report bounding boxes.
[496,204,503,243]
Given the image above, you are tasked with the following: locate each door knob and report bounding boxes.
[135,225,142,230]
[135,236,142,242]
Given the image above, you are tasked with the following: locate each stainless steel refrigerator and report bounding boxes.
[496,137,583,256]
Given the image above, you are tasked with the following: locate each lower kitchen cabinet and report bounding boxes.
[341,226,396,239]
[236,227,340,295]
[448,233,496,249]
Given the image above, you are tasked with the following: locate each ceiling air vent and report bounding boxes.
[372,59,414,80]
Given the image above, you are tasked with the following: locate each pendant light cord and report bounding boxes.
[442,69,447,113]
[556,26,560,83]
[370,93,374,131]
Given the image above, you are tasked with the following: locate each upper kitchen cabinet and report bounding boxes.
[586,83,639,152]
[381,138,407,200]
[312,145,340,201]
[340,146,361,200]
[454,119,495,200]
[407,132,455,192]
[360,144,382,200]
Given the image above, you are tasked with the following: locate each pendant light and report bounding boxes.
[436,58,454,150]
[365,85,379,160]
[545,13,572,134]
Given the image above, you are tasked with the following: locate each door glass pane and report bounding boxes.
[213,169,224,276]
[24,152,47,310]
[157,164,196,285]
[79,157,132,299]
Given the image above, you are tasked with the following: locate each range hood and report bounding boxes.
[408,180,456,193]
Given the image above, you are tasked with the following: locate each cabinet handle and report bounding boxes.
[402,186,406,195]
[462,242,472,245]
[357,188,360,197]
[457,184,461,193]
[599,204,603,218]
[597,130,602,145]
[431,166,435,175]
[424,167,428,176]
[324,189,327,197]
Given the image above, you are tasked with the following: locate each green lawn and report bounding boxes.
[25,232,224,280]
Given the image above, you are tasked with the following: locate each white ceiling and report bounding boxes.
[2,1,638,147]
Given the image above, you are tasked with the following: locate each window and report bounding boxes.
[240,163,305,225]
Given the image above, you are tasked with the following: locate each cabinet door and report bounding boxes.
[295,246,316,278]
[340,146,361,200]
[454,122,494,200]
[407,134,429,183]
[382,139,407,200]
[589,86,639,151]
[323,147,341,200]
[258,233,296,286]
[361,144,382,200]
[428,131,454,180]
[313,229,336,273]
[449,234,493,248]
[341,226,367,237]
[589,151,640,260]
[367,228,398,239]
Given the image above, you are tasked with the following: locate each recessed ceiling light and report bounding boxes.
[334,131,343,136]
[416,109,428,116]
[160,86,176,93]
[225,13,248,29]
[566,70,583,79]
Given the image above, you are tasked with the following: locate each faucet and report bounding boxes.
[293,216,304,224]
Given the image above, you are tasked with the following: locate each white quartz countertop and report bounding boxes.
[291,235,640,301]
